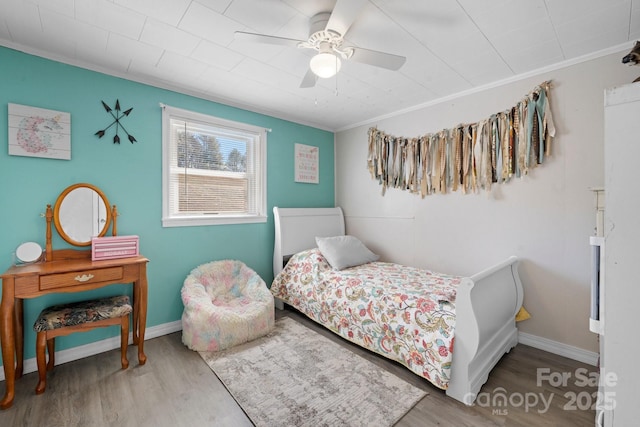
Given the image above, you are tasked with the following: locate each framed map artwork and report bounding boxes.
[8,103,71,160]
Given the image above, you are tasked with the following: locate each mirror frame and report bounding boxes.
[53,183,112,247]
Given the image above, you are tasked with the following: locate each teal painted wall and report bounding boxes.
[0,47,334,362]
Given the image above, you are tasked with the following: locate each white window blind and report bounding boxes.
[162,105,267,227]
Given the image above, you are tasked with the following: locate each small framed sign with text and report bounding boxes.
[295,143,319,184]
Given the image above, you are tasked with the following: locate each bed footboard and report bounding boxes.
[446,256,523,405]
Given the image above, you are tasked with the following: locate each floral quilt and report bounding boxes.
[270,248,463,390]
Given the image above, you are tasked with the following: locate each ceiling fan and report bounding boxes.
[234,0,406,88]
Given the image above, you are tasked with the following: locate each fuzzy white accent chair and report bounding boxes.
[181,260,274,351]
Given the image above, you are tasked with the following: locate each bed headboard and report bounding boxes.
[273,206,345,277]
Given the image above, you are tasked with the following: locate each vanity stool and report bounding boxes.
[33,295,132,394]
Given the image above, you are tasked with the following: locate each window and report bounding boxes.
[162,104,267,227]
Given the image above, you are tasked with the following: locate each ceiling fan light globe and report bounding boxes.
[310,53,341,78]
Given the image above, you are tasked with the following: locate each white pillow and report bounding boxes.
[315,235,379,270]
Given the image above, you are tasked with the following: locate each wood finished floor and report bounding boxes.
[0,308,597,426]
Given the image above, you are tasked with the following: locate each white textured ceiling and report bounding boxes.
[1,0,639,131]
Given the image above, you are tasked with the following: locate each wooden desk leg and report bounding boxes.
[0,277,16,410]
[132,281,139,345]
[14,298,24,378]
[136,263,148,365]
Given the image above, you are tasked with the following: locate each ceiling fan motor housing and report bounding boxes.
[309,12,332,36]
[303,12,352,59]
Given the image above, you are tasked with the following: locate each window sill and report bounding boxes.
[162,214,267,227]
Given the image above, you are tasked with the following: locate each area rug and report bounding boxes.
[199,317,426,427]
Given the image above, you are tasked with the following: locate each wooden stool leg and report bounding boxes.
[120,315,129,369]
[35,333,47,395]
[46,338,55,371]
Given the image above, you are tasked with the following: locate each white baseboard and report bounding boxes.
[518,331,599,366]
[0,323,597,383]
[0,320,182,382]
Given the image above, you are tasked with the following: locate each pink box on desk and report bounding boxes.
[92,235,139,261]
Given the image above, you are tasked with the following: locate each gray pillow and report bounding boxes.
[315,235,379,270]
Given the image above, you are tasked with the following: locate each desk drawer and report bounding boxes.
[40,267,124,290]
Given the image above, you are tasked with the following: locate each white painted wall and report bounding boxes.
[335,51,639,354]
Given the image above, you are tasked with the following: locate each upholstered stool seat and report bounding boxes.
[181,260,274,352]
[33,295,132,394]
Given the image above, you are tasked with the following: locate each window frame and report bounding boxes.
[161,104,267,227]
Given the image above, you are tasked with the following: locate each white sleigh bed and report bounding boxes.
[271,206,523,405]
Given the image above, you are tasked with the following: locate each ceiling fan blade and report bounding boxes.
[300,69,317,88]
[325,0,368,36]
[349,47,406,71]
[234,31,303,48]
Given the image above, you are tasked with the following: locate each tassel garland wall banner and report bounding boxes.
[367,81,556,197]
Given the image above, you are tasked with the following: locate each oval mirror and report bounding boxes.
[53,183,112,246]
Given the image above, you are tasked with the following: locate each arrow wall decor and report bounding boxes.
[95,99,137,144]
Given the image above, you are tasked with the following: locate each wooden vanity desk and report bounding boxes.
[0,183,149,409]
[0,252,149,409]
